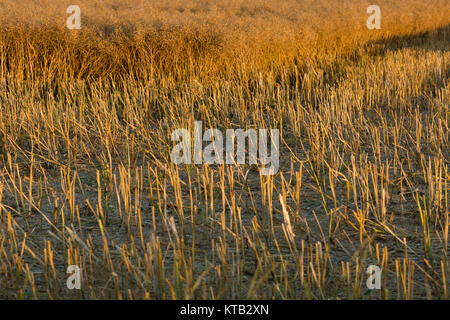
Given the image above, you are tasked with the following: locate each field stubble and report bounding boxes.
[0,0,449,299]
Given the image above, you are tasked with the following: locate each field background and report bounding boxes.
[0,0,449,299]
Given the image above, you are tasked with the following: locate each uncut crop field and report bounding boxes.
[0,0,449,299]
